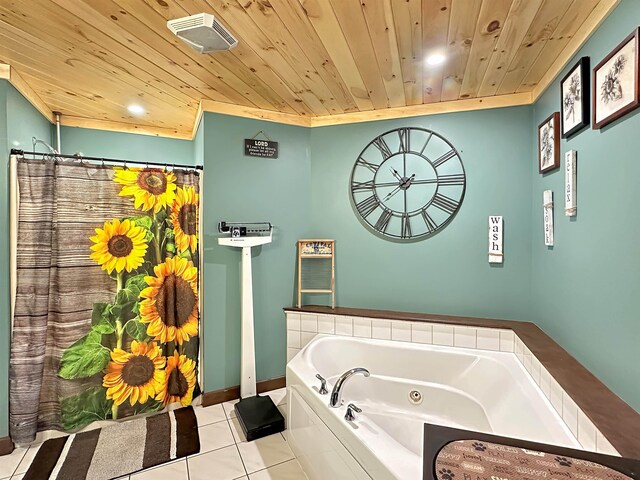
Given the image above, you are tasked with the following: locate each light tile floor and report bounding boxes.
[0,388,306,480]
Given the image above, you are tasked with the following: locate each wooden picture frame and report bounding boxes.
[593,28,640,129]
[538,112,560,174]
[561,57,590,138]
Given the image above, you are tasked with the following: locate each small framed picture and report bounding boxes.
[593,28,640,129]
[561,57,590,138]
[538,112,560,174]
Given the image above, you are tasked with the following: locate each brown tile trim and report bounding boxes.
[284,306,640,459]
[284,305,528,328]
[0,436,14,456]
[201,377,286,408]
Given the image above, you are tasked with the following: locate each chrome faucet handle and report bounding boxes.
[315,373,328,394]
[345,403,362,422]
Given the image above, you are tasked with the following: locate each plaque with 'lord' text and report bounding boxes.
[244,139,278,158]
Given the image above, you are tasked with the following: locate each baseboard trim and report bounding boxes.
[201,377,286,407]
[0,436,14,456]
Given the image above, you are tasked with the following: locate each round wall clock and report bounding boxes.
[350,127,466,240]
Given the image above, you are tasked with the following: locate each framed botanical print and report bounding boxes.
[538,112,560,174]
[593,28,640,129]
[561,57,590,138]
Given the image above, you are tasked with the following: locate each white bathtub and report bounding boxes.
[285,334,581,480]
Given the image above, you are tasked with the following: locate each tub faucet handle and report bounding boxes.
[315,374,328,394]
[345,403,362,422]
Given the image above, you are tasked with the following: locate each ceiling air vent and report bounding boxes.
[167,13,238,53]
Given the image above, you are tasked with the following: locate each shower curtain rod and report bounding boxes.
[10,149,204,171]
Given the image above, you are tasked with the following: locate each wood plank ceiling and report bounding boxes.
[0,0,617,138]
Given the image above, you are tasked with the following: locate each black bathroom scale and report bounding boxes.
[234,394,285,442]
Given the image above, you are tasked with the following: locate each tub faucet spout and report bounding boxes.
[329,367,370,408]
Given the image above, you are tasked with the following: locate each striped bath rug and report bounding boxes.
[24,406,200,480]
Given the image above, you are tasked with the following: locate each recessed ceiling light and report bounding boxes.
[127,104,145,115]
[426,54,446,66]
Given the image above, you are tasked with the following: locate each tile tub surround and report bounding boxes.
[284,306,640,458]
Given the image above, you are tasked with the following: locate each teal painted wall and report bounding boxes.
[201,113,311,391]
[0,82,53,437]
[531,0,640,412]
[310,107,533,320]
[60,126,193,165]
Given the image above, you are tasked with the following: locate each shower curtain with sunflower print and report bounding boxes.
[9,157,202,444]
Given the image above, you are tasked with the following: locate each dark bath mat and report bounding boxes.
[424,423,640,480]
[24,406,199,480]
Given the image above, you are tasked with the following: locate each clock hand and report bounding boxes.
[375,181,411,188]
[384,185,402,201]
[408,178,437,185]
[384,174,416,201]
[390,167,403,181]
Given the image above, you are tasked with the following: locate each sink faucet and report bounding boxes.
[329,367,370,408]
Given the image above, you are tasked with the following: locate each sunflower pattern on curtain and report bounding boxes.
[10,158,201,444]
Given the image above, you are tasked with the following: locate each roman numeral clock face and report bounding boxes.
[350,127,466,240]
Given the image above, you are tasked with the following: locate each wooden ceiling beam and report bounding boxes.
[309,92,532,127]
[60,115,190,139]
[0,64,55,123]
[200,99,311,127]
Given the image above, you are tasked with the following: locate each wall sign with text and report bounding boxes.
[543,190,554,247]
[244,138,279,158]
[565,150,577,217]
[488,216,503,264]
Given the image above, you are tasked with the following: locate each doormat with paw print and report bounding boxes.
[424,424,640,480]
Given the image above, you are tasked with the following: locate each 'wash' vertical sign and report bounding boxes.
[488,216,503,263]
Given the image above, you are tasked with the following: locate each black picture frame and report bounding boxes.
[593,27,640,129]
[560,57,590,138]
[538,112,560,174]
